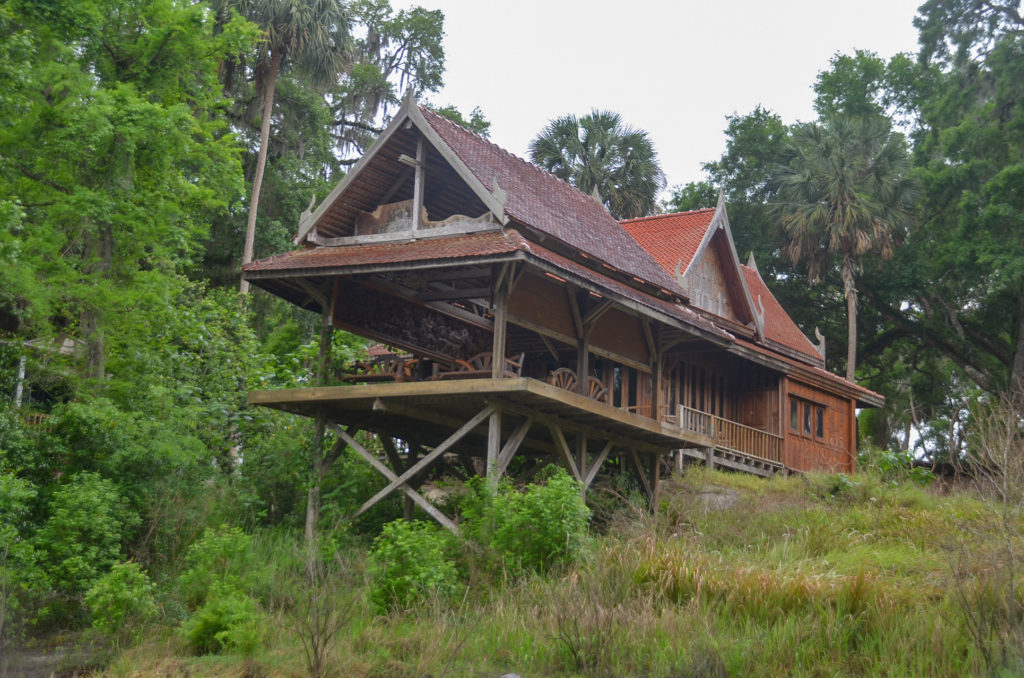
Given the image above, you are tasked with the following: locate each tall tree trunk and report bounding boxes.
[239,49,283,295]
[842,257,858,382]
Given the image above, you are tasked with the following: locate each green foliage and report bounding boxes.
[663,181,717,212]
[368,519,459,612]
[180,584,264,656]
[860,448,937,487]
[332,0,446,156]
[432,104,491,137]
[0,470,42,643]
[33,472,138,623]
[84,561,158,644]
[177,526,263,609]
[463,468,591,575]
[529,110,665,219]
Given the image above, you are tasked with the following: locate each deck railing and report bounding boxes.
[678,406,783,464]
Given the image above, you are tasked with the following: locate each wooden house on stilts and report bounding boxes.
[244,97,883,530]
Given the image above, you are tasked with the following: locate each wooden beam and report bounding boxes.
[419,286,491,302]
[354,404,495,517]
[629,449,653,504]
[539,333,561,362]
[491,275,509,379]
[379,166,413,204]
[295,278,327,308]
[412,137,424,232]
[548,423,582,482]
[423,267,491,282]
[583,440,613,487]
[333,425,459,534]
[581,298,613,329]
[498,416,533,476]
[566,284,583,339]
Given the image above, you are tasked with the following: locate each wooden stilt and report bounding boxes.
[353,404,495,518]
[333,425,459,534]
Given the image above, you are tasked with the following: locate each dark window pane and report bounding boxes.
[790,398,799,430]
[804,403,812,434]
[816,407,824,438]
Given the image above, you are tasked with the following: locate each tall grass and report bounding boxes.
[103,467,1019,677]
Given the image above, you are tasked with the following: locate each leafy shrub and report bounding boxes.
[181,584,264,655]
[463,467,591,574]
[84,561,158,644]
[368,519,459,612]
[177,525,263,608]
[34,472,138,616]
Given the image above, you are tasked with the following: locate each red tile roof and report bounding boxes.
[741,265,822,361]
[620,209,715,277]
[418,107,681,296]
[621,209,826,365]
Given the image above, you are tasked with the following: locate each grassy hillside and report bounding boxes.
[76,468,1021,677]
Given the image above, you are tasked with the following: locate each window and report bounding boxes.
[790,396,827,440]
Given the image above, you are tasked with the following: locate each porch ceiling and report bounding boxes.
[248,378,714,455]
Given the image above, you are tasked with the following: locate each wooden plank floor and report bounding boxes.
[248,377,717,457]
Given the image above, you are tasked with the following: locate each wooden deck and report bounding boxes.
[248,377,717,458]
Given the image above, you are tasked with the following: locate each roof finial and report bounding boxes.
[746,251,759,274]
[590,185,603,205]
[814,327,826,360]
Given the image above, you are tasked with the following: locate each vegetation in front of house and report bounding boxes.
[22,464,1009,678]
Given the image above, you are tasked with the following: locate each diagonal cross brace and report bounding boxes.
[353,404,495,519]
[331,424,460,534]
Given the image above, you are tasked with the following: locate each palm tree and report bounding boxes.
[529,110,665,219]
[218,0,351,294]
[773,114,917,381]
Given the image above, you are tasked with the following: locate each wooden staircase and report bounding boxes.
[678,445,784,478]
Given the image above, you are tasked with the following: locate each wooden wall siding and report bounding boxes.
[593,359,653,417]
[686,242,737,322]
[661,354,736,422]
[333,280,491,362]
[784,380,855,473]
[659,354,782,433]
[507,272,576,341]
[590,308,649,365]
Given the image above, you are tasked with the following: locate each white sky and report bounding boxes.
[392,0,924,191]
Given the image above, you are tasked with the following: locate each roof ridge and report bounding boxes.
[418,104,615,211]
[620,208,717,224]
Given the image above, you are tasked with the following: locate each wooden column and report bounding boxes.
[411,137,424,233]
[305,293,334,545]
[487,270,510,488]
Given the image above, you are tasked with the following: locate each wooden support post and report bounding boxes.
[333,425,459,534]
[354,404,495,518]
[706,447,715,470]
[305,300,333,545]
[412,137,424,233]
[649,451,660,509]
[576,327,591,396]
[629,449,653,507]
[492,268,509,379]
[487,407,502,488]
